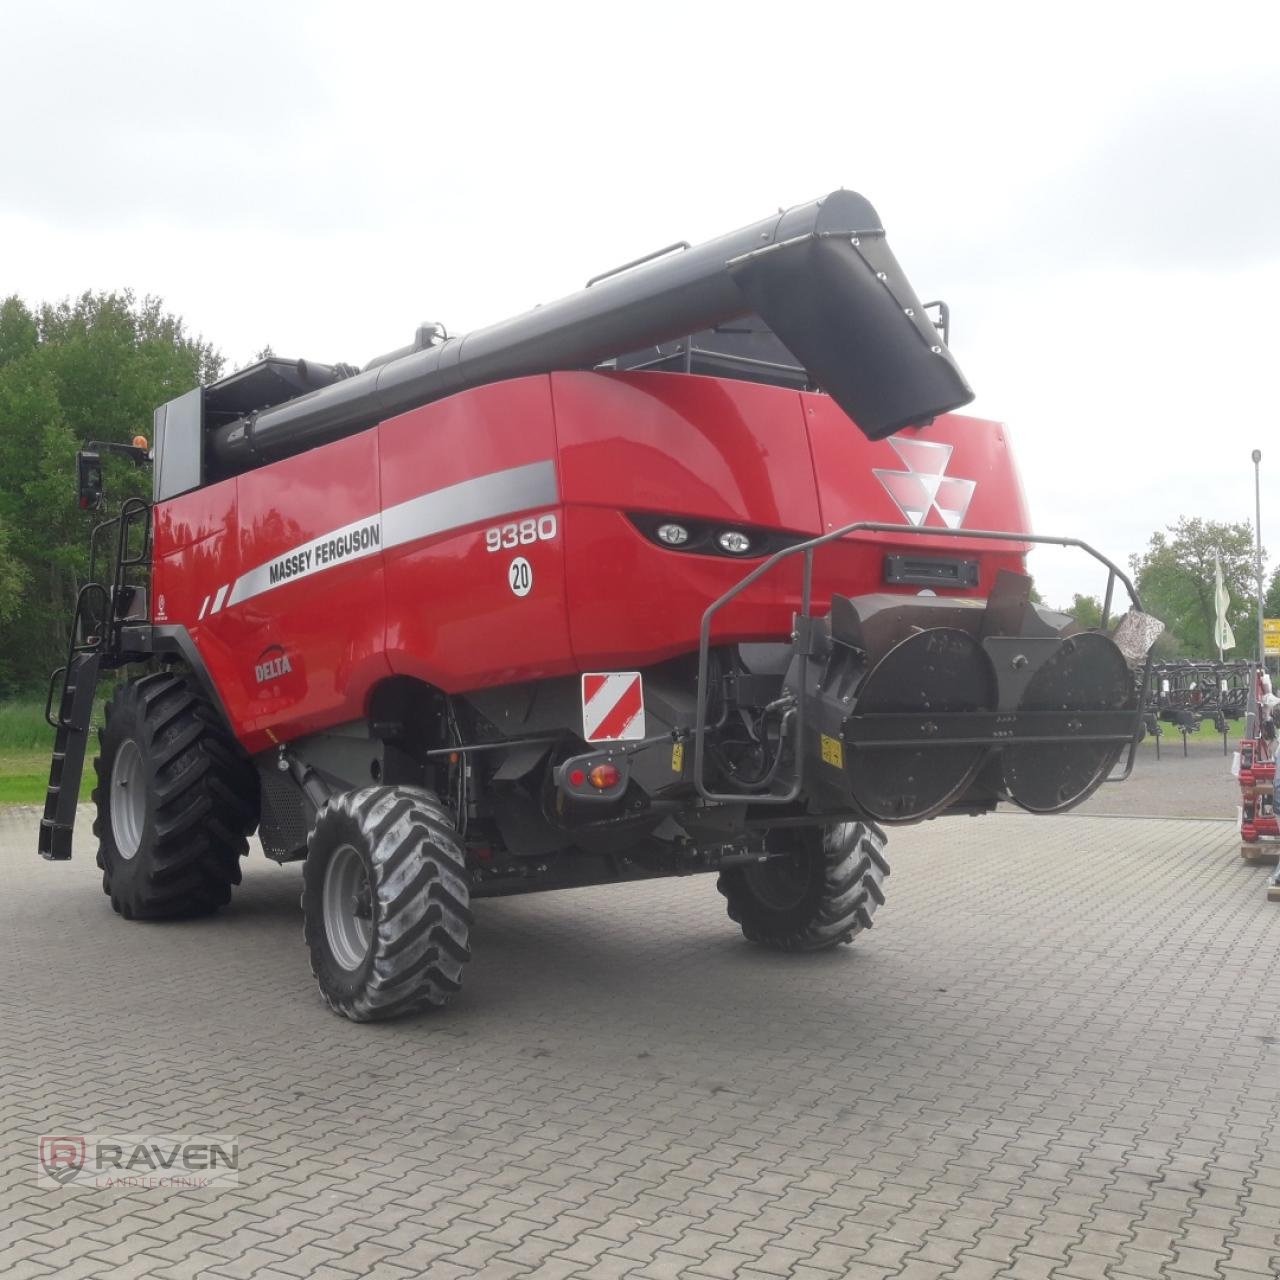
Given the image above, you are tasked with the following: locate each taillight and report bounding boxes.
[556,752,629,802]
[589,763,621,790]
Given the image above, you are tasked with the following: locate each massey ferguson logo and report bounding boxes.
[873,439,976,530]
[255,646,293,684]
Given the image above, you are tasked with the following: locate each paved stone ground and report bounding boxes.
[2,804,1279,1280]
[1075,738,1240,820]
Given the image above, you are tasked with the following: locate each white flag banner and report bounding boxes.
[1213,554,1235,651]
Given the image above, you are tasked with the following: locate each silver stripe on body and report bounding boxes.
[222,460,558,611]
[380,460,558,552]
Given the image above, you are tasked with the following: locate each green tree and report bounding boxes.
[0,517,24,624]
[1065,593,1103,629]
[0,292,220,693]
[1264,565,1280,622]
[1129,517,1259,658]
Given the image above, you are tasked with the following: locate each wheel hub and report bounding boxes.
[323,844,374,971]
[110,738,147,861]
[742,851,812,911]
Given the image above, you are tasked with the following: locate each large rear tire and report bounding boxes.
[93,672,259,920]
[717,821,889,952]
[302,787,472,1022]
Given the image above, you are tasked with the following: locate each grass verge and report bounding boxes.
[0,698,100,806]
[1147,716,1245,743]
[0,750,94,806]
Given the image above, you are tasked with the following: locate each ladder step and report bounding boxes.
[38,818,74,862]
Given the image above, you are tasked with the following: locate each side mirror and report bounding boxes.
[77,450,104,510]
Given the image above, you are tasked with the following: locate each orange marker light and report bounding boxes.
[589,763,621,790]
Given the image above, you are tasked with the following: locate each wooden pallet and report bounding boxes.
[1241,841,1280,865]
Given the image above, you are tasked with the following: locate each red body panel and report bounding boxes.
[152,480,237,629]
[799,391,1031,607]
[554,373,823,668]
[380,379,574,691]
[151,371,1033,751]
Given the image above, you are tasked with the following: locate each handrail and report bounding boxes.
[586,241,690,288]
[45,498,152,728]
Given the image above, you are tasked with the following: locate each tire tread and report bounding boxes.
[717,821,889,952]
[93,673,257,921]
[303,786,472,1022]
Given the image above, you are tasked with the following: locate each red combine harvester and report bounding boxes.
[40,191,1157,1020]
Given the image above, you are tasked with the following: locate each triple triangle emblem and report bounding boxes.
[873,439,976,529]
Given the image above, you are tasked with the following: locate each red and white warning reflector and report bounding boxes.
[581,672,645,742]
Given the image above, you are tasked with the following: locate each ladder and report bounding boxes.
[37,498,151,861]
[38,651,103,860]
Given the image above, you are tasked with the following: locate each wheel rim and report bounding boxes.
[323,843,374,971]
[742,851,813,911]
[110,738,147,861]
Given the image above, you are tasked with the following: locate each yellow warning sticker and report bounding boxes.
[671,741,685,773]
[820,734,844,769]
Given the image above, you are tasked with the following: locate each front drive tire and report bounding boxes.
[302,787,473,1022]
[93,672,259,920]
[717,821,889,952]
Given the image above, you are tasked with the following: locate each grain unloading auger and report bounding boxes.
[203,189,970,472]
[41,189,1161,1021]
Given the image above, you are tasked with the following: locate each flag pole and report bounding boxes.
[1254,449,1265,674]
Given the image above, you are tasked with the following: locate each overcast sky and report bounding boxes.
[3,0,1278,609]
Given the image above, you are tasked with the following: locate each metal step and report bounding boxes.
[37,818,74,862]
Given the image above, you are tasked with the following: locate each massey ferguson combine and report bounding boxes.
[40,190,1157,1020]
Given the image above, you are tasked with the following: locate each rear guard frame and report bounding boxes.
[692,521,1151,808]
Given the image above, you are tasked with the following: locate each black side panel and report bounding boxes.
[258,765,311,863]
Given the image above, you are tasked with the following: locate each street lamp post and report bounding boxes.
[1254,449,1265,671]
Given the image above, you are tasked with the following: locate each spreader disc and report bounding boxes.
[846,627,997,823]
[1003,632,1132,814]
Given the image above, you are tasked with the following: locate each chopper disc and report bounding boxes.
[845,627,997,823]
[1003,632,1132,814]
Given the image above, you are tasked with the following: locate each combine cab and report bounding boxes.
[39,190,1159,1020]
